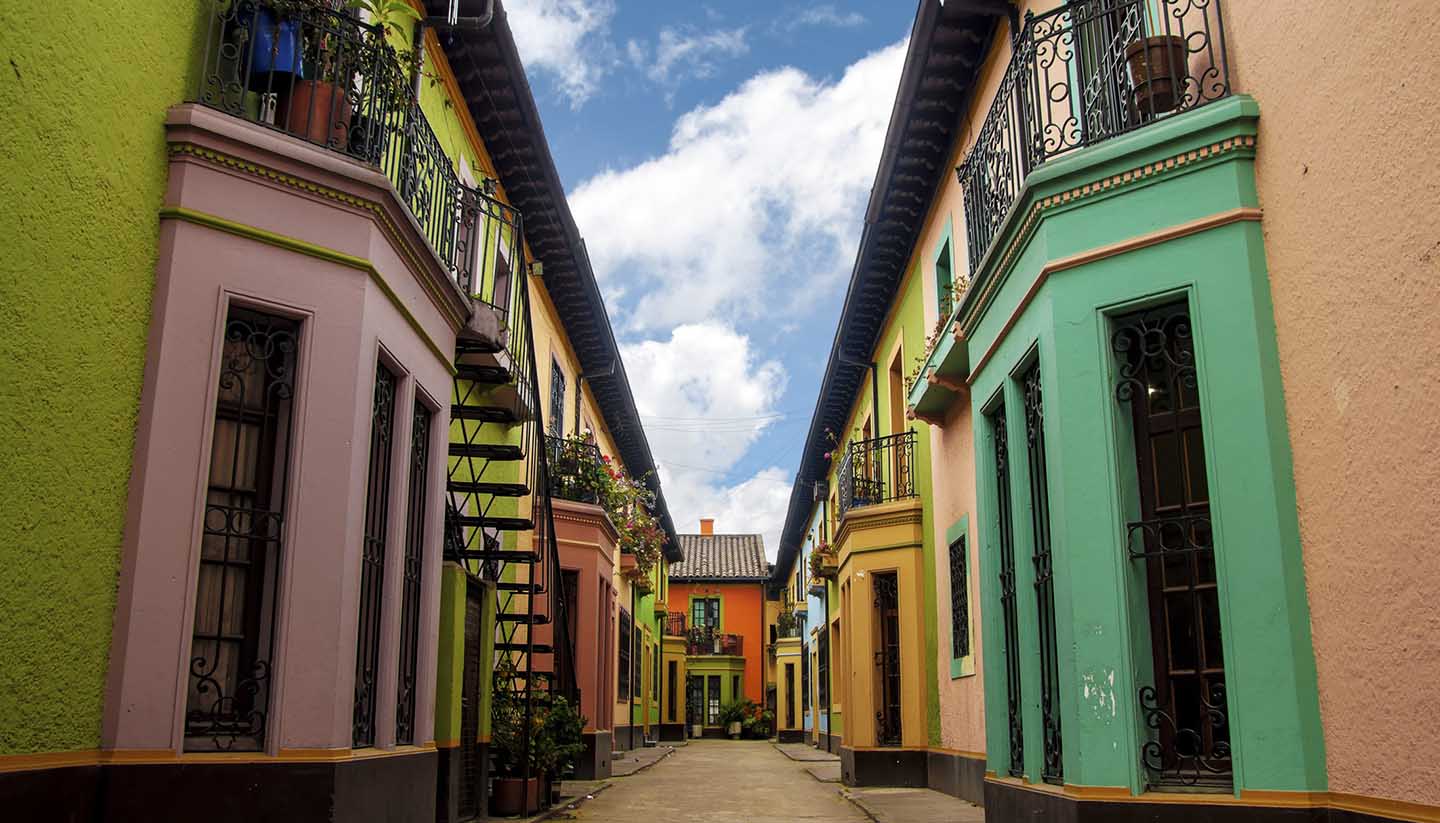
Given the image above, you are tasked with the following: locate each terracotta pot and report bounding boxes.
[490,776,542,816]
[287,79,352,150]
[1125,35,1189,118]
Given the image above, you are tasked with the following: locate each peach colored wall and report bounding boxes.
[103,106,459,754]
[553,499,618,734]
[1224,0,1440,806]
[668,582,767,703]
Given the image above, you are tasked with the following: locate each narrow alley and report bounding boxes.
[557,741,981,823]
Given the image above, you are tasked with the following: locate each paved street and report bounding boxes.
[560,741,866,822]
[553,740,984,823]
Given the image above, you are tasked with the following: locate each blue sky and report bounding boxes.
[505,0,913,556]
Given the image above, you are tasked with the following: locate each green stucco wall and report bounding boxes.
[969,97,1326,794]
[0,3,207,754]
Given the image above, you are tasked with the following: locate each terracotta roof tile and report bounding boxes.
[670,533,769,580]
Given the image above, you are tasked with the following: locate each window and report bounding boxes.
[948,535,970,661]
[707,675,721,725]
[732,674,741,703]
[654,642,661,700]
[396,401,432,745]
[802,643,810,712]
[873,573,901,746]
[687,674,704,726]
[785,663,796,728]
[618,609,631,702]
[816,629,829,707]
[667,661,678,722]
[691,597,719,630]
[548,356,566,439]
[989,403,1024,778]
[185,307,298,752]
[935,239,953,318]
[1113,302,1230,789]
[1022,361,1063,784]
[354,362,397,748]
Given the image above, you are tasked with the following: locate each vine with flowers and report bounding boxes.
[596,455,666,586]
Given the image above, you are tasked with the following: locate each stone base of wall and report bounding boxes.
[2,749,438,823]
[576,731,612,780]
[984,781,1425,823]
[840,746,928,789]
[926,750,985,806]
[657,723,686,742]
[776,729,806,743]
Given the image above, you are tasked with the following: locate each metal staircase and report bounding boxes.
[443,184,578,800]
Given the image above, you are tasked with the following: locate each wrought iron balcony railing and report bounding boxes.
[686,628,743,657]
[664,614,687,637]
[837,431,917,520]
[193,1,522,314]
[544,434,607,504]
[957,0,1231,273]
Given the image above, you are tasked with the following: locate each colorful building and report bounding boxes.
[667,522,769,738]
[0,1,677,820]
[896,1,1440,821]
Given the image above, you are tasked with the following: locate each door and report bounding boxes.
[457,579,484,819]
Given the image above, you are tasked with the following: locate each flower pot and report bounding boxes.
[728,721,742,739]
[287,79,352,150]
[490,776,543,816]
[246,7,303,78]
[1125,35,1189,119]
[691,724,703,738]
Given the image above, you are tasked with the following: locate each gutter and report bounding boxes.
[411,0,495,99]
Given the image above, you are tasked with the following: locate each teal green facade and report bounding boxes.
[926,97,1326,795]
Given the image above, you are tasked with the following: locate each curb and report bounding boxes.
[611,745,676,778]
[839,788,884,823]
[527,780,615,823]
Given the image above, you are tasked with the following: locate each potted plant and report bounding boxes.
[1125,33,1189,118]
[719,699,751,740]
[489,660,585,816]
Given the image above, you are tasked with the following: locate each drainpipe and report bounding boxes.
[412,0,496,99]
[630,582,637,750]
[822,581,831,753]
[836,351,878,438]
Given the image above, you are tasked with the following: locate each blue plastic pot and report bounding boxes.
[248,7,303,78]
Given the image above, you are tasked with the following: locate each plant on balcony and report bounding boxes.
[776,610,798,637]
[604,467,665,580]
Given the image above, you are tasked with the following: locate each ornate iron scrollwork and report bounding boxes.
[1139,681,1231,785]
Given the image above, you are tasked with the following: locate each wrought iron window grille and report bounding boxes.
[989,405,1025,778]
[949,536,971,660]
[1022,362,1064,785]
[1112,302,1231,790]
[395,402,430,746]
[184,308,299,752]
[353,363,396,748]
[956,0,1231,273]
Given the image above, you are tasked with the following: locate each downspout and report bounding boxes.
[822,577,831,753]
[412,0,496,99]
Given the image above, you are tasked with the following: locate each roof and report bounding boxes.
[428,0,682,562]
[670,534,769,581]
[770,0,1003,585]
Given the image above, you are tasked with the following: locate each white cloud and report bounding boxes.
[619,324,791,558]
[648,26,749,87]
[504,0,616,108]
[786,5,867,30]
[571,38,907,332]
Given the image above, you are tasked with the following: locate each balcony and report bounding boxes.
[545,435,607,504]
[664,614,688,637]
[956,0,1231,273]
[192,1,522,316]
[686,628,744,657]
[837,431,917,520]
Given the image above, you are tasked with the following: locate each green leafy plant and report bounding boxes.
[491,658,587,778]
[347,0,421,40]
[742,708,775,740]
[718,698,754,728]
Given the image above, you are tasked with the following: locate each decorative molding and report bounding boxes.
[958,135,1258,339]
[964,206,1263,385]
[158,205,460,376]
[167,141,469,332]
